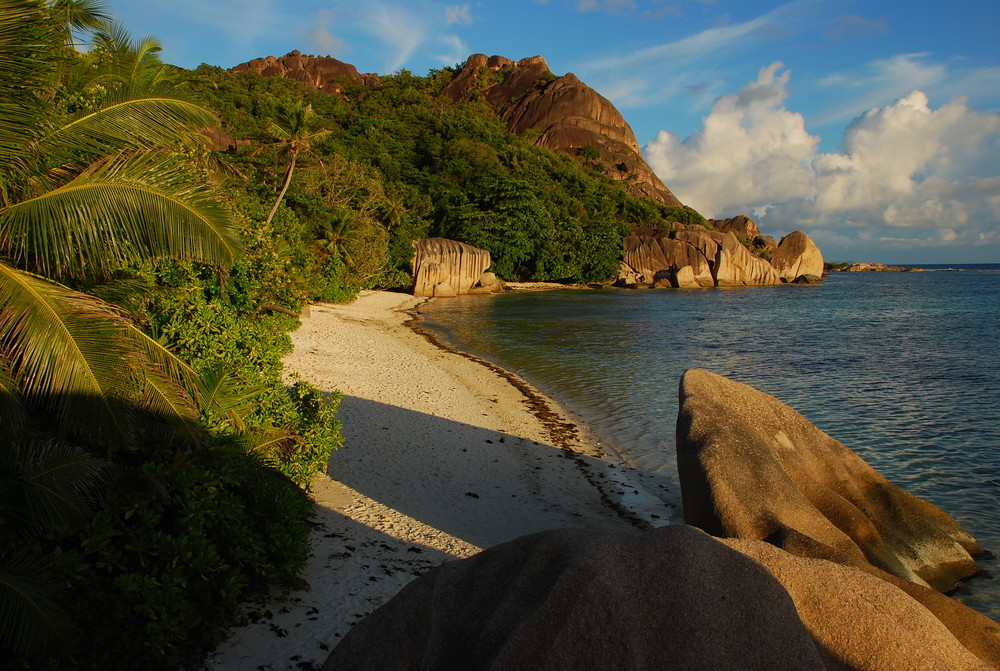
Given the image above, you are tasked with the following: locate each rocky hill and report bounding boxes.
[230,51,683,209]
[440,54,683,208]
[231,50,380,95]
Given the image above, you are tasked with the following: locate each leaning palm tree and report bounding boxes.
[264,100,332,225]
[0,0,240,658]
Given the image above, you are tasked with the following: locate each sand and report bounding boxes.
[201,290,677,670]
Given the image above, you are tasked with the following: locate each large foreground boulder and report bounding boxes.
[675,368,982,592]
[323,525,997,670]
[412,238,504,297]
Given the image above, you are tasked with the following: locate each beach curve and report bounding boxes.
[202,290,675,669]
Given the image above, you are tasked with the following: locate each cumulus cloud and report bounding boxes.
[644,63,818,218]
[644,63,1000,256]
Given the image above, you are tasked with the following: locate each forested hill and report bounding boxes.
[188,57,706,298]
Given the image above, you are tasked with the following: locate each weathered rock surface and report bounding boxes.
[412,238,503,297]
[441,54,683,207]
[323,525,998,671]
[676,368,982,592]
[322,525,825,671]
[231,50,380,94]
[722,538,999,671]
[708,215,760,240]
[621,227,781,288]
[771,230,825,281]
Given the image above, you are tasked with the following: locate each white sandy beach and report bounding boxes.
[202,290,677,670]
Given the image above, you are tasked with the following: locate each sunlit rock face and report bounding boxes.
[441,53,684,208]
[412,238,503,297]
[230,50,380,94]
[770,230,825,281]
[621,227,781,288]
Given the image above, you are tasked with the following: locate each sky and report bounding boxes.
[109,0,1000,264]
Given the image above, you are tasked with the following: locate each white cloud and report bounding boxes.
[644,64,1000,257]
[361,3,428,72]
[445,4,473,25]
[306,9,346,55]
[435,34,468,65]
[644,63,818,218]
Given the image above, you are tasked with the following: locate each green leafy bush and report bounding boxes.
[52,450,312,669]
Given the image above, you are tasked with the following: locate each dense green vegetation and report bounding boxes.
[187,62,705,291]
[1,2,708,667]
[0,2,338,667]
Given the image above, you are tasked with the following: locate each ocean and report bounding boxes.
[416,264,1000,621]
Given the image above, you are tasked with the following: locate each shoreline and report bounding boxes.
[202,290,675,669]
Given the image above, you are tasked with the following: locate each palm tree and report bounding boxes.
[264,100,332,225]
[0,0,240,658]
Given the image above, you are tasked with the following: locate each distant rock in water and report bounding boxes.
[621,226,783,288]
[412,238,504,297]
[441,54,683,208]
[621,219,824,288]
[771,230,825,281]
[829,262,923,272]
[322,525,998,671]
[230,50,379,94]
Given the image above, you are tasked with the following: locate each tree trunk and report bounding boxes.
[265,148,298,225]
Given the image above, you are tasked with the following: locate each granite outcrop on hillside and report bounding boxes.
[440,54,683,208]
[231,50,380,95]
[323,524,998,671]
[411,238,504,297]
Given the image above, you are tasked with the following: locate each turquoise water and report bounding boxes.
[416,266,1000,620]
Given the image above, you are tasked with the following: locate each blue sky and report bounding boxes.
[110,0,1000,263]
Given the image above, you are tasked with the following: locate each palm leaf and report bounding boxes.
[0,546,74,660]
[1,150,240,278]
[0,1,59,185]
[47,0,111,32]
[0,360,25,431]
[0,262,134,442]
[0,438,109,535]
[36,86,218,162]
[193,365,270,431]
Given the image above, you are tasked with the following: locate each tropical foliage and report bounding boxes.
[3,2,711,665]
[0,2,340,666]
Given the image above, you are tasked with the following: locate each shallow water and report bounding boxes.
[417,266,1000,621]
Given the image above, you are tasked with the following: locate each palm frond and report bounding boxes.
[47,0,111,32]
[0,546,74,660]
[0,359,26,431]
[138,366,204,448]
[0,262,134,442]
[1,150,240,278]
[0,438,109,535]
[37,87,218,161]
[0,1,59,180]
[239,427,303,469]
